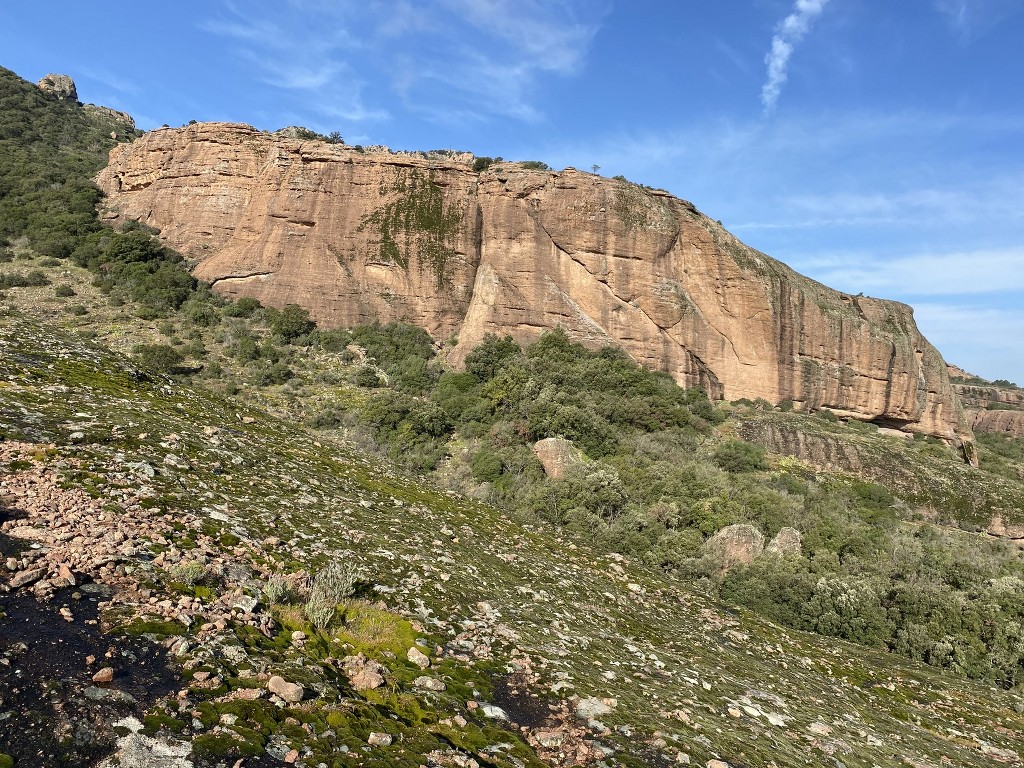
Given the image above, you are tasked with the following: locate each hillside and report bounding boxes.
[2,64,1024,768]
[94,123,972,451]
[2,309,1022,768]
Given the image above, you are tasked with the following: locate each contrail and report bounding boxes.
[761,0,831,112]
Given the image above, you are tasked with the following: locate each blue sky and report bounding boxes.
[3,0,1023,384]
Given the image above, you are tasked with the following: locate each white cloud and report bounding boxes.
[799,247,1024,297]
[761,0,831,112]
[933,0,1023,42]
[201,0,604,126]
[913,302,1024,384]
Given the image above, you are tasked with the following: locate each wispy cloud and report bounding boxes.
[761,0,831,112]
[801,247,1024,297]
[933,0,1023,43]
[201,4,384,124]
[913,302,1024,383]
[200,0,604,127]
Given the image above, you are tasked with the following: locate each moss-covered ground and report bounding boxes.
[1,308,1022,767]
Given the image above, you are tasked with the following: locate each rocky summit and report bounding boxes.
[96,123,971,451]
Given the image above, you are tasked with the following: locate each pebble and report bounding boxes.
[367,732,392,747]
[407,646,430,669]
[413,675,446,692]
[267,675,304,703]
[92,667,115,683]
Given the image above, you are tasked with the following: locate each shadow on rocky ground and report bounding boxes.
[0,584,180,766]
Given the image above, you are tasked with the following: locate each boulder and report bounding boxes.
[532,437,585,479]
[37,73,77,101]
[267,675,304,703]
[703,524,765,574]
[764,527,802,557]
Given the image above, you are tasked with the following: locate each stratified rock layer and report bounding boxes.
[96,123,971,445]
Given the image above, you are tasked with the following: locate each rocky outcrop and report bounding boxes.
[952,380,1024,439]
[765,527,802,557]
[970,410,1024,439]
[702,524,765,573]
[96,122,972,447]
[533,437,586,479]
[38,73,77,101]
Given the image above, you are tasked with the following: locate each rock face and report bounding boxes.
[953,380,1024,439]
[765,527,802,557]
[702,524,765,574]
[533,437,586,478]
[96,122,972,446]
[38,73,77,101]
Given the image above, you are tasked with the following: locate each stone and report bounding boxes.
[480,704,508,720]
[532,437,586,478]
[92,667,115,683]
[342,654,386,690]
[37,73,77,101]
[808,722,833,736]
[764,527,802,557]
[576,697,614,719]
[535,730,564,748]
[414,675,446,692]
[367,732,392,747]
[267,675,304,703]
[9,567,45,589]
[702,524,765,574]
[94,123,974,451]
[407,646,430,669]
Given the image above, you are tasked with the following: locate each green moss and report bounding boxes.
[142,712,186,735]
[0,754,12,768]
[356,168,465,288]
[114,618,189,637]
[192,732,262,759]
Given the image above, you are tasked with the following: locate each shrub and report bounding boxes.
[54,283,75,297]
[304,589,336,629]
[270,304,316,341]
[713,439,767,473]
[167,561,207,587]
[222,296,262,318]
[353,365,384,388]
[133,343,184,374]
[313,560,361,603]
[262,574,293,605]
[0,269,50,288]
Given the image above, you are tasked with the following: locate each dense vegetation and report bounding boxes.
[2,64,1023,690]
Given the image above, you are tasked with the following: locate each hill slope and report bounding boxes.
[1,309,1022,767]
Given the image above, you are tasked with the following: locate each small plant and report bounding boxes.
[168,560,207,587]
[262,574,293,605]
[304,588,336,630]
[313,560,361,603]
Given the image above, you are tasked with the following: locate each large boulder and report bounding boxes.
[703,524,765,574]
[765,527,802,557]
[532,437,586,479]
[37,73,77,101]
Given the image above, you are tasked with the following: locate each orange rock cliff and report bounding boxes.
[95,122,974,454]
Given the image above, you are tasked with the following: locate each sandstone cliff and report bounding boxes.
[952,380,1024,439]
[95,122,973,448]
